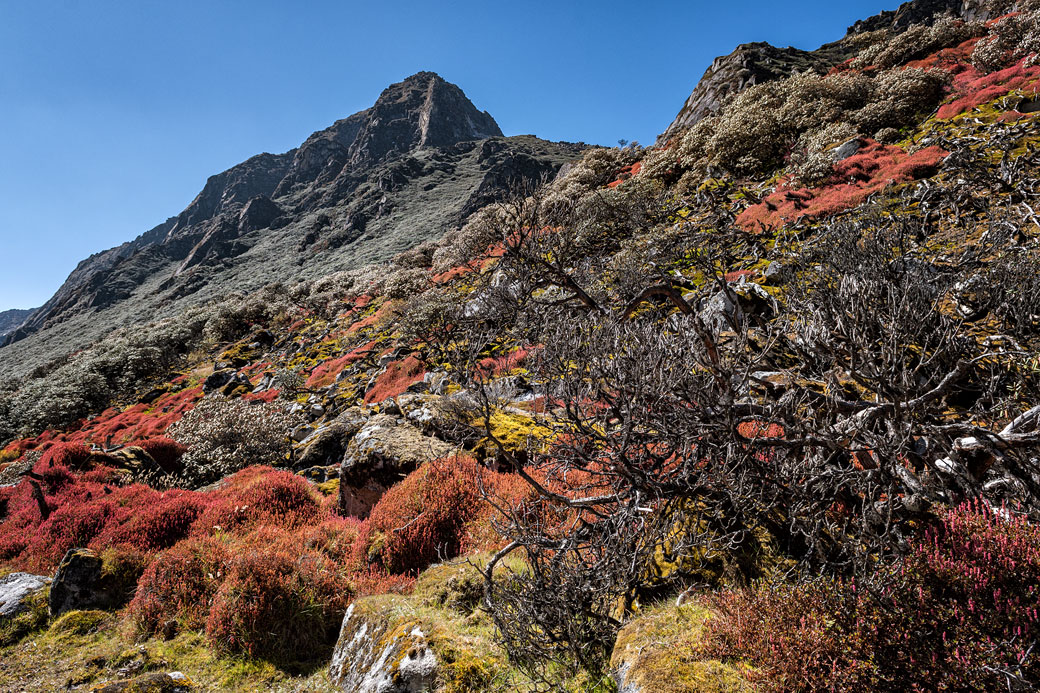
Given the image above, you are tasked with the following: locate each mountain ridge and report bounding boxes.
[1,72,583,370]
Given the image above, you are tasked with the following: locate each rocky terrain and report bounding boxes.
[2,0,1040,691]
[0,72,584,378]
[0,310,32,338]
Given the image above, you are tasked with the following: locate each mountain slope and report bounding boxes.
[0,72,584,375]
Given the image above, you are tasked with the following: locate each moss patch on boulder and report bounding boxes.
[610,603,750,693]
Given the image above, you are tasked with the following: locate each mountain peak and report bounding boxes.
[358,71,503,164]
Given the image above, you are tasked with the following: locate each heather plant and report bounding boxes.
[165,397,303,488]
[701,502,1040,691]
[130,535,233,635]
[361,455,527,575]
[204,526,351,664]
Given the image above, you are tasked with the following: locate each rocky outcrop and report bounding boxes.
[329,598,439,693]
[48,548,134,616]
[661,0,995,140]
[0,572,50,618]
[339,415,455,517]
[0,308,33,337]
[661,42,839,140]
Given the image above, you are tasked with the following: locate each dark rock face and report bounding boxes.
[660,0,992,141]
[0,309,33,337]
[2,72,583,364]
[48,547,138,616]
[49,548,106,616]
[660,42,840,141]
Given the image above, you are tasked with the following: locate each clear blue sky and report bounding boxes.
[0,0,895,312]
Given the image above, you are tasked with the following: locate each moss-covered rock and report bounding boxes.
[48,609,110,637]
[610,603,750,693]
[328,594,509,693]
[90,671,194,692]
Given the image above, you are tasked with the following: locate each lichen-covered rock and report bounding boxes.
[0,574,50,646]
[339,415,454,518]
[610,604,750,693]
[0,572,50,618]
[90,671,194,693]
[295,409,369,469]
[49,548,129,616]
[329,597,438,693]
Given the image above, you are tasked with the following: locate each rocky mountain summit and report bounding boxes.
[1,72,583,374]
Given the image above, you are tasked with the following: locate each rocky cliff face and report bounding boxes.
[660,0,998,140]
[0,309,33,337]
[3,72,583,364]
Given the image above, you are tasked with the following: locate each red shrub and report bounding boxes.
[241,389,280,403]
[90,489,206,552]
[306,340,378,389]
[738,141,947,230]
[938,57,1040,119]
[130,535,233,635]
[194,466,325,536]
[477,347,534,378]
[364,455,525,574]
[39,442,91,471]
[204,526,351,663]
[363,355,427,404]
[606,161,643,188]
[702,501,1040,691]
[137,437,188,473]
[351,568,416,597]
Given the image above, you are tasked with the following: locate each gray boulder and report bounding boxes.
[0,572,50,619]
[329,598,438,693]
[339,415,454,518]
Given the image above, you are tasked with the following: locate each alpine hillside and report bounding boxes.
[2,0,1040,691]
[0,72,584,377]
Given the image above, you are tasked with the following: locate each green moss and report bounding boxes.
[49,610,110,637]
[610,603,751,693]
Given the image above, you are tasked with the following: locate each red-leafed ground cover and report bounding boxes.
[737,140,947,230]
[937,57,1040,119]
[9,387,206,452]
[477,346,535,378]
[306,339,379,389]
[701,500,1040,691]
[607,161,643,188]
[241,388,281,403]
[363,355,427,404]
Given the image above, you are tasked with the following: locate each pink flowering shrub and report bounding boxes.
[702,501,1040,691]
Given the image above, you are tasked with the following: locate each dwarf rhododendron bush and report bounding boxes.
[0,440,531,661]
[702,502,1040,691]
